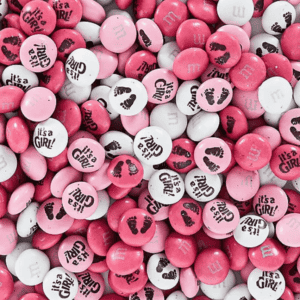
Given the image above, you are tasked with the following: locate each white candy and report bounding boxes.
[43,267,78,300]
[65,48,99,87]
[147,253,179,290]
[33,118,68,158]
[59,78,91,104]
[2,65,39,92]
[258,164,287,188]
[0,145,17,182]
[157,41,180,71]
[74,22,101,46]
[99,130,134,159]
[166,291,187,300]
[187,111,220,142]
[148,169,185,205]
[201,270,236,300]
[15,249,50,286]
[176,80,201,116]
[150,103,187,139]
[17,202,39,238]
[250,33,282,57]
[6,242,32,277]
[262,1,296,35]
[185,168,222,202]
[258,77,293,114]
[217,0,254,26]
[247,268,285,300]
[134,126,172,165]
[224,283,251,300]
[109,78,148,116]
[234,215,269,248]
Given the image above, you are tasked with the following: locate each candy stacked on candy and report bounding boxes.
[3,0,300,299]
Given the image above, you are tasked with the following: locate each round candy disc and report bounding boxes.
[58,235,94,273]
[36,198,74,234]
[43,267,78,300]
[65,48,99,87]
[234,215,269,248]
[276,213,300,247]
[118,208,156,247]
[33,118,68,158]
[148,169,185,205]
[194,137,232,174]
[62,182,98,219]
[247,268,285,300]
[203,199,240,234]
[67,138,105,173]
[107,155,143,188]
[133,126,172,165]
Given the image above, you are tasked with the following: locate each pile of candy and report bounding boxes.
[4,0,300,299]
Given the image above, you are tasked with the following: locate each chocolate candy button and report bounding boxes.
[148,169,184,205]
[43,267,78,300]
[118,208,156,247]
[58,235,94,273]
[65,48,99,87]
[194,137,231,174]
[234,215,269,248]
[36,198,74,234]
[270,144,300,181]
[62,181,98,219]
[68,138,105,173]
[185,168,222,202]
[147,253,179,290]
[33,118,68,158]
[247,268,285,300]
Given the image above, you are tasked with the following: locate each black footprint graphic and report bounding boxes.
[127,216,138,235]
[203,156,220,172]
[120,94,136,110]
[156,258,170,273]
[56,206,67,220]
[205,147,224,158]
[173,160,192,169]
[183,202,200,215]
[181,210,195,227]
[140,215,153,234]
[290,127,300,141]
[114,86,132,96]
[256,47,263,57]
[112,161,124,178]
[262,42,278,54]
[271,22,284,33]
[131,292,140,300]
[203,88,215,105]
[40,74,51,84]
[139,29,151,47]
[254,0,264,12]
[153,162,168,170]
[44,202,54,220]
[284,12,292,27]
[209,42,226,51]
[144,287,154,300]
[1,46,17,61]
[10,0,23,10]
[294,69,300,81]
[126,159,138,176]
[58,38,75,52]
[215,52,230,65]
[292,117,300,125]
[217,88,230,105]
[162,270,177,280]
[172,145,191,158]
[3,36,21,46]
[104,140,121,152]
[226,116,235,133]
